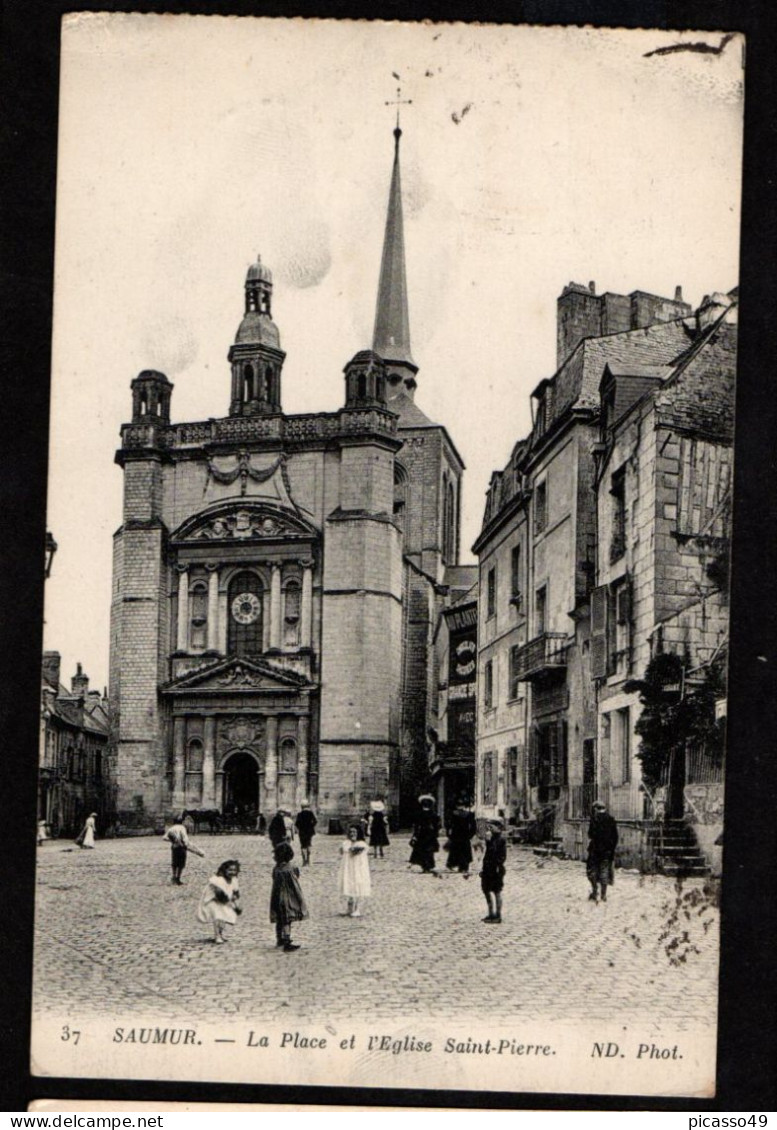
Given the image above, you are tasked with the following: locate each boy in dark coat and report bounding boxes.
[481,819,507,923]
[294,801,317,866]
[586,800,619,902]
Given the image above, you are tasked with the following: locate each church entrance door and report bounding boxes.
[222,751,261,827]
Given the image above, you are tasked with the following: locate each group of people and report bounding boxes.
[157,790,620,948]
[163,800,380,951]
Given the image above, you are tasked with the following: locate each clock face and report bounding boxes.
[231,592,261,624]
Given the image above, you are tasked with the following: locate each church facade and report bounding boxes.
[108,128,465,828]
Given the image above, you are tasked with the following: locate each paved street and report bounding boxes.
[33,832,719,1029]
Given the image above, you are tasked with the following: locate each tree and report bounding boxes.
[624,650,727,791]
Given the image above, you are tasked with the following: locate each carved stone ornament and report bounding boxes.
[217,715,265,753]
[217,663,266,687]
[193,509,285,541]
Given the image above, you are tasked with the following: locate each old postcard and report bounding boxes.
[32,14,743,1098]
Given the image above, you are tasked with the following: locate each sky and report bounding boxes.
[44,15,744,692]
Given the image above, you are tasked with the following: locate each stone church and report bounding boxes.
[109,126,468,828]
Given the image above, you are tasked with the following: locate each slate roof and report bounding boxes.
[390,391,438,429]
[551,317,695,424]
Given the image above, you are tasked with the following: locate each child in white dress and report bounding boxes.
[197,860,242,944]
[338,824,371,917]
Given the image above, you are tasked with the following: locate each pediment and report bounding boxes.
[162,656,312,695]
[172,500,318,544]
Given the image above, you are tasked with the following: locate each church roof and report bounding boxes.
[372,129,415,368]
[391,391,437,429]
[234,311,281,349]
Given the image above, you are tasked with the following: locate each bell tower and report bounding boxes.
[228,256,286,416]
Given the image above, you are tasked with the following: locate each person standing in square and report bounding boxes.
[480,818,507,923]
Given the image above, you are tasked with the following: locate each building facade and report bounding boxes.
[108,128,465,828]
[473,279,737,867]
[590,291,735,870]
[40,653,112,836]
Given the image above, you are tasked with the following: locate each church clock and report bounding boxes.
[231,592,261,624]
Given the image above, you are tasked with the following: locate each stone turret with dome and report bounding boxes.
[228,255,285,416]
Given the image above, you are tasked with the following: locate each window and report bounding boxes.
[265,366,273,401]
[591,578,632,679]
[357,372,367,398]
[529,720,568,800]
[283,581,301,648]
[482,751,496,805]
[534,480,547,535]
[536,394,547,437]
[535,585,547,635]
[610,466,626,562]
[509,645,521,701]
[507,746,520,798]
[510,544,522,604]
[486,567,496,618]
[393,463,408,533]
[227,570,264,656]
[484,660,494,709]
[611,707,631,785]
[189,582,208,650]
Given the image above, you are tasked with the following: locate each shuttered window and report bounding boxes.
[590,585,609,679]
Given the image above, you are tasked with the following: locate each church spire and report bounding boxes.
[373,117,418,397]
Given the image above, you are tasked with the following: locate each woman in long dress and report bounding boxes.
[446,799,478,874]
[367,800,390,859]
[77,812,97,849]
[409,796,440,873]
[197,860,242,944]
[270,841,308,950]
[338,823,371,917]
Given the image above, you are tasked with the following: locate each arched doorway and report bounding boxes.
[222,750,261,820]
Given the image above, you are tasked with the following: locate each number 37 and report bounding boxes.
[61,1025,81,1044]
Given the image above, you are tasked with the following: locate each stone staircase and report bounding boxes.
[648,820,710,877]
[533,837,565,860]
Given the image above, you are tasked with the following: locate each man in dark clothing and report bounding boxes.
[294,801,317,866]
[586,801,619,902]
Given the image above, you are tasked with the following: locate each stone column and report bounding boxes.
[172,716,186,811]
[203,716,216,807]
[270,564,282,649]
[206,566,219,651]
[297,716,309,802]
[301,560,313,649]
[176,568,189,652]
[265,716,278,810]
[218,590,228,653]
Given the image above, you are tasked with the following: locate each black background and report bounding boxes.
[2,0,775,1113]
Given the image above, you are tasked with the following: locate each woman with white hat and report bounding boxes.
[367,799,390,859]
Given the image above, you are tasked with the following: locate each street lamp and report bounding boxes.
[45,531,58,578]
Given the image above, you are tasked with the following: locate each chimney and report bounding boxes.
[71,662,90,698]
[42,651,61,691]
[675,286,683,302]
[588,281,596,294]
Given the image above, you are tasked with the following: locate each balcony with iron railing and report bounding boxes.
[512,631,569,682]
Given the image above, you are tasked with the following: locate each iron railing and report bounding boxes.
[512,632,569,682]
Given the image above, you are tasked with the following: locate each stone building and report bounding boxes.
[39,653,112,836]
[108,127,466,828]
[589,290,736,871]
[427,573,478,823]
[473,281,695,835]
[471,440,531,823]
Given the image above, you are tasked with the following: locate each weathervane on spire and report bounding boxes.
[386,77,412,146]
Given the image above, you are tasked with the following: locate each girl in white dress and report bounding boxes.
[197,860,242,944]
[338,824,371,917]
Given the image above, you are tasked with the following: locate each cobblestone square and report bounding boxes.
[32,832,719,1033]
